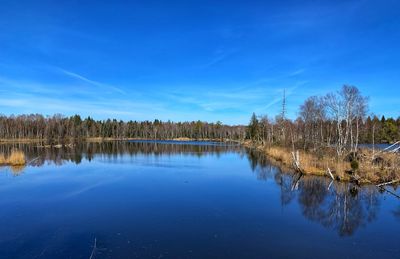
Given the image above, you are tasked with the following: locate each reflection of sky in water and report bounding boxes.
[0,141,399,258]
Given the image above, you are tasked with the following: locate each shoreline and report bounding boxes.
[0,137,235,144]
[1,138,398,186]
[242,141,400,186]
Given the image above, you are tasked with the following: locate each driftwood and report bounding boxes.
[27,156,40,165]
[383,141,400,151]
[376,179,400,187]
[373,141,400,158]
[377,186,400,199]
[326,167,335,180]
[354,177,400,200]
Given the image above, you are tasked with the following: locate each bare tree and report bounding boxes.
[300,96,326,150]
[324,92,345,156]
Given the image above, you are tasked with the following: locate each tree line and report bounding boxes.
[0,85,398,149]
[0,114,246,142]
[247,85,400,155]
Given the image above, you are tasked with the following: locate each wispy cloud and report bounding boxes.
[289,68,306,77]
[163,82,307,115]
[57,68,126,94]
[0,73,167,120]
[259,81,307,109]
[0,60,312,124]
[202,48,238,68]
[0,93,166,119]
[203,53,230,68]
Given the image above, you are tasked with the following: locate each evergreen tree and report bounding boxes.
[247,113,260,141]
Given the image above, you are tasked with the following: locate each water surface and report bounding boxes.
[0,141,399,258]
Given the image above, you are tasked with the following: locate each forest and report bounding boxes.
[0,85,399,148]
[0,114,246,142]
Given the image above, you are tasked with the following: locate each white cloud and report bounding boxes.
[57,68,126,95]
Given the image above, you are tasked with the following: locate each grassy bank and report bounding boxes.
[244,141,400,184]
[0,138,45,144]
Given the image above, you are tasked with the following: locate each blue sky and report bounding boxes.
[0,0,399,124]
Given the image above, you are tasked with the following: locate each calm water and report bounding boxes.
[0,141,399,259]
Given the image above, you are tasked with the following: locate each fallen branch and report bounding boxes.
[374,141,400,157]
[391,146,400,153]
[377,186,400,199]
[376,179,400,187]
[326,167,334,180]
[27,156,40,165]
[383,141,400,151]
[358,177,400,199]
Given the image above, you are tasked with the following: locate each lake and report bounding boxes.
[0,141,399,258]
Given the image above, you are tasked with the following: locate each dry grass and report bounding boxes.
[0,150,26,166]
[258,145,400,184]
[0,154,6,164]
[357,150,400,183]
[7,150,26,165]
[0,138,43,143]
[263,147,342,176]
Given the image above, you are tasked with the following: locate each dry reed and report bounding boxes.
[0,150,26,166]
[0,154,6,164]
[260,145,399,183]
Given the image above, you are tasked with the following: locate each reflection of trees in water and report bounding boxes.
[0,141,242,168]
[246,148,381,237]
[277,173,296,206]
[297,178,379,236]
[391,186,400,220]
[246,148,276,180]
[246,148,296,205]
[2,143,384,236]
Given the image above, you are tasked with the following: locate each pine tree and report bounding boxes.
[248,113,259,141]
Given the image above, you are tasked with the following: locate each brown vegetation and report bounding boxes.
[0,150,26,166]
[0,153,6,164]
[249,144,400,184]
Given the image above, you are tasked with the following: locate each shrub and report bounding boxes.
[350,160,359,171]
[6,150,26,165]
